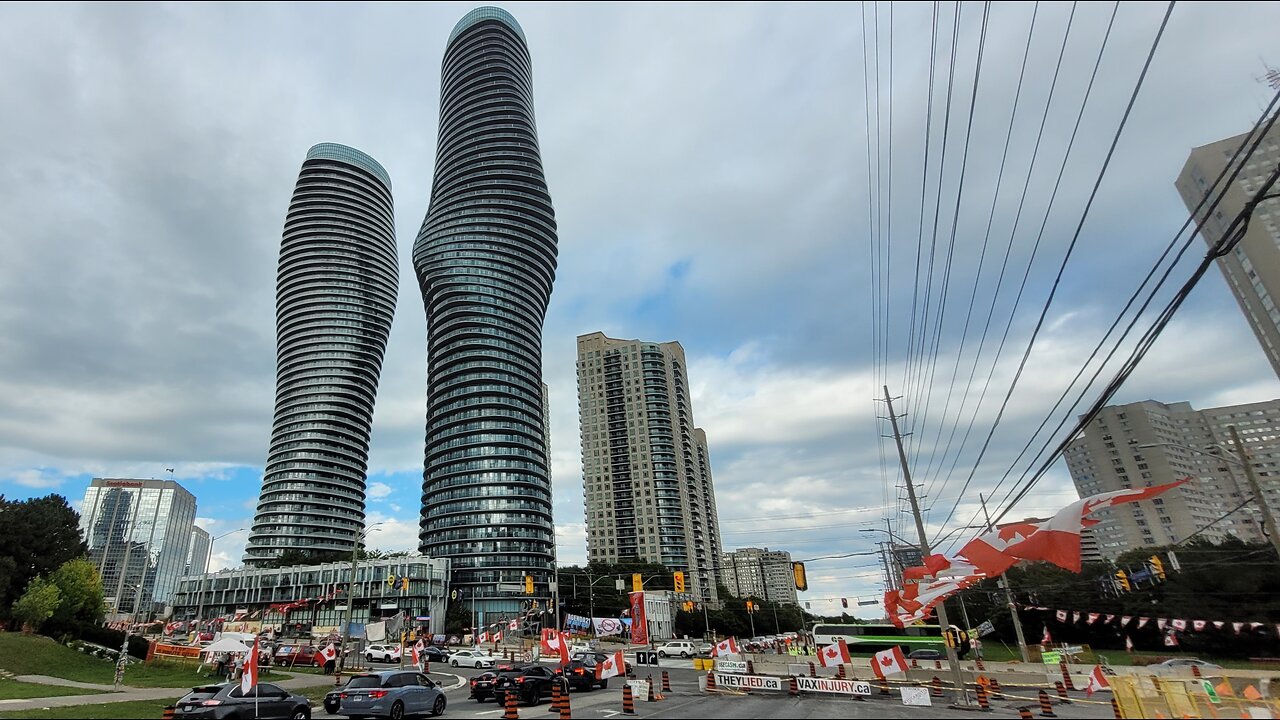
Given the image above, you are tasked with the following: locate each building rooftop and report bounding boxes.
[449,6,525,45]
[305,143,391,188]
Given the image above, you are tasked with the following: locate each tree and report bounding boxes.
[255,548,351,568]
[46,558,106,635]
[445,599,472,634]
[0,495,85,625]
[12,577,61,633]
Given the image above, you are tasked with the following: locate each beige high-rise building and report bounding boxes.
[721,547,798,605]
[1063,399,1280,558]
[1176,127,1280,378]
[576,332,723,605]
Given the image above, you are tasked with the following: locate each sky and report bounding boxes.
[1,1,1279,621]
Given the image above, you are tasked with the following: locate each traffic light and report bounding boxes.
[746,600,754,613]
[632,573,644,592]
[841,597,848,609]
[673,571,685,593]
[792,562,808,591]
[1115,570,1131,592]
[525,575,534,594]
[1149,556,1166,582]
[401,577,409,591]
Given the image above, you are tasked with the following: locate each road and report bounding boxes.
[316,660,1119,719]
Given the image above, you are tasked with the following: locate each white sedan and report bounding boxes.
[449,649,497,668]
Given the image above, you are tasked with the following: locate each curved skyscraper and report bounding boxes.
[414,7,558,614]
[246,143,398,566]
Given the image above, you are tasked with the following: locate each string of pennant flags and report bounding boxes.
[1026,605,1280,637]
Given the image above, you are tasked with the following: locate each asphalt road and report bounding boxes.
[314,663,1119,719]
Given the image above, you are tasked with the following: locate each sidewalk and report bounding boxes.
[0,669,325,713]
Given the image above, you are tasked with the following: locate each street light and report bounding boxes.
[1138,434,1280,557]
[195,529,245,630]
[338,523,385,671]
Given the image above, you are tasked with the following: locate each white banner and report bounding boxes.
[592,617,626,637]
[901,687,933,706]
[715,660,748,674]
[365,621,386,642]
[713,673,783,692]
[797,677,872,695]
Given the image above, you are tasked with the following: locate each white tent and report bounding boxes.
[201,638,251,655]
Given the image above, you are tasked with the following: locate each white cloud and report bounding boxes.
[367,482,393,500]
[8,469,68,489]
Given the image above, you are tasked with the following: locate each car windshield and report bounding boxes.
[346,675,384,689]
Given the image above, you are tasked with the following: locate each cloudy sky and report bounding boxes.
[2,1,1278,619]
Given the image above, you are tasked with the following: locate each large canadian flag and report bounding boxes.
[319,643,337,663]
[595,650,626,680]
[477,629,490,644]
[540,628,569,665]
[1086,665,1110,696]
[492,630,503,644]
[819,639,851,668]
[872,646,908,677]
[411,640,425,665]
[240,636,260,695]
[957,521,1040,576]
[712,637,739,657]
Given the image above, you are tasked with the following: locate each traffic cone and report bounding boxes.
[705,670,716,692]
[1038,689,1056,717]
[504,691,520,720]
[559,682,572,720]
[549,682,561,714]
[878,674,890,696]
[661,671,671,693]
[788,675,799,696]
[646,674,656,702]
[424,660,430,673]
[836,664,846,679]
[1192,664,1202,678]
[809,661,816,678]
[162,707,176,720]
[746,660,755,675]
[1018,708,1033,720]
[991,678,1004,700]
[622,684,636,715]
[1059,661,1075,691]
[935,660,942,670]
[976,684,990,710]
[911,658,919,669]
[976,658,985,671]
[1054,681,1071,704]
[931,676,943,697]
[1110,698,1122,719]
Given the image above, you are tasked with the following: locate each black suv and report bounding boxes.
[570,652,632,676]
[469,671,498,702]
[174,683,311,719]
[563,656,609,691]
[491,665,565,705]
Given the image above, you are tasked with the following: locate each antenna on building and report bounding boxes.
[1256,59,1280,91]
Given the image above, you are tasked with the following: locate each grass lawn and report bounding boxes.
[0,700,172,719]
[0,681,100,701]
[293,684,337,704]
[0,633,247,689]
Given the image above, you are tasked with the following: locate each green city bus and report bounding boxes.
[811,623,944,655]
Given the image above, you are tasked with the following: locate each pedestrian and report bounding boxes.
[232,653,244,682]
[214,653,225,678]
[324,654,336,675]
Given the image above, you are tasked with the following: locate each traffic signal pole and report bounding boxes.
[884,386,970,706]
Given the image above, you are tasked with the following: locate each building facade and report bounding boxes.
[1063,399,1280,557]
[1176,126,1280,378]
[577,332,724,606]
[173,556,450,637]
[413,7,559,617]
[720,548,797,605]
[186,527,211,577]
[245,143,398,565]
[79,478,198,617]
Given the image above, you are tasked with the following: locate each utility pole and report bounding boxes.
[1229,425,1280,558]
[757,557,781,634]
[980,493,1030,663]
[884,385,969,706]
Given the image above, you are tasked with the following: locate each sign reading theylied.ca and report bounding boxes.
[796,677,872,695]
[715,660,749,674]
[713,673,783,692]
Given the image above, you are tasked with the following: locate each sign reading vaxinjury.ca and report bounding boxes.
[715,660,748,674]
[796,677,872,695]
[713,673,783,691]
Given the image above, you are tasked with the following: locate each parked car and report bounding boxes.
[449,649,497,668]
[563,656,609,691]
[273,645,322,666]
[366,644,402,663]
[907,649,944,660]
[570,652,631,676]
[174,682,311,719]
[694,642,714,657]
[338,670,446,719]
[1156,658,1222,670]
[656,640,697,658]
[469,671,499,702]
[492,665,564,705]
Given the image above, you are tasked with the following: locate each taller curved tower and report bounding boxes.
[414,6,558,614]
[246,143,398,566]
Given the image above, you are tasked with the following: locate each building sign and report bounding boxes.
[104,480,144,488]
[628,592,648,646]
[715,660,749,674]
[796,677,872,695]
[713,673,783,692]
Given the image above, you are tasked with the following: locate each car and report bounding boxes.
[656,640,697,658]
[449,648,496,668]
[419,645,450,663]
[174,682,311,719]
[563,656,609,691]
[469,671,499,702]
[273,645,323,667]
[571,651,632,676]
[323,686,343,715]
[366,644,402,663]
[338,670,446,719]
[567,643,593,657]
[907,648,944,660]
[491,665,564,705]
[1156,658,1222,670]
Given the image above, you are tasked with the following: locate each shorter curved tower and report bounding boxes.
[246,143,398,566]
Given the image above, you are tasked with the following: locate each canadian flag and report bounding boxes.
[872,646,908,677]
[1171,619,1187,631]
[1056,610,1068,622]
[989,480,1188,572]
[1212,621,1224,630]
[819,639,851,668]
[1085,665,1110,696]
[412,640,425,665]
[1042,626,1052,645]
[1072,611,1081,624]
[1233,622,1244,635]
[1087,613,1099,625]
[957,521,1040,576]
[712,638,739,657]
[1120,616,1132,627]
[1137,617,1149,629]
[240,637,260,695]
[1157,619,1167,630]
[1164,629,1179,647]
[540,629,569,665]
[319,643,337,663]
[1192,621,1206,632]
[492,630,503,644]
[508,619,519,631]
[595,650,625,680]
[477,630,490,644]
[1104,615,1115,625]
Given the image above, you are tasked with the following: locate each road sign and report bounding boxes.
[1042,651,1062,665]
[1202,680,1221,704]
[797,677,872,695]
[715,660,748,674]
[635,651,659,666]
[714,673,782,691]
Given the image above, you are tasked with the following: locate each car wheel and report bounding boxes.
[385,654,393,663]
[432,695,446,716]
[451,659,459,667]
[658,651,666,658]
[524,689,539,706]
[680,652,689,659]
[389,700,405,720]
[367,654,374,662]
[291,707,311,720]
[475,660,483,668]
